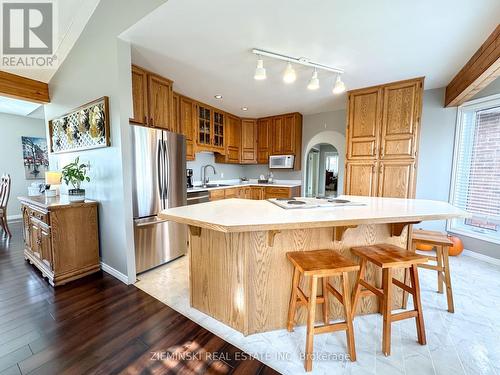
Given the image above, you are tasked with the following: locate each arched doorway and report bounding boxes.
[302,130,346,197]
[305,143,339,197]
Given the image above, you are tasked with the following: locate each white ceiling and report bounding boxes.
[121,0,500,117]
[2,0,100,83]
[0,96,44,119]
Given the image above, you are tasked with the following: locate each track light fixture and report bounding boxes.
[307,69,320,90]
[254,56,266,80]
[332,74,346,94]
[251,48,346,94]
[283,62,296,83]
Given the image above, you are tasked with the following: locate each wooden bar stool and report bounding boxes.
[350,244,428,356]
[403,229,455,313]
[286,250,359,372]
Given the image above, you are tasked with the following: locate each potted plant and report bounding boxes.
[61,157,90,202]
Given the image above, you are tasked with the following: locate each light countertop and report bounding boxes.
[18,195,97,210]
[160,195,469,232]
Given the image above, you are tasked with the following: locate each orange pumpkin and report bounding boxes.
[447,236,464,256]
[416,242,434,251]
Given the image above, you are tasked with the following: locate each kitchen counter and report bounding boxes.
[161,195,467,232]
[18,195,97,210]
[160,196,467,335]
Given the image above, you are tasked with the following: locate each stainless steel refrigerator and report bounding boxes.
[131,125,187,273]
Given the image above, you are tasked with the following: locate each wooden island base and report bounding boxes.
[189,223,409,336]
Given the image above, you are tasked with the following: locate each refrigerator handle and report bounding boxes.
[164,139,170,206]
[157,139,164,202]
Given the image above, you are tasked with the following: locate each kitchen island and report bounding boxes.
[160,196,467,335]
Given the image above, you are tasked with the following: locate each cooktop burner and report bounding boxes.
[287,200,306,205]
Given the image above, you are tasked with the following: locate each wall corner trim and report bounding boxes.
[100,261,131,284]
[462,249,500,266]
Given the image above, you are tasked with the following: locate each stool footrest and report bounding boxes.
[360,279,384,297]
[392,278,414,294]
[419,263,443,271]
[314,322,348,335]
[391,310,419,322]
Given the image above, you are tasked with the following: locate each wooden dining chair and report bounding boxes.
[0,174,12,237]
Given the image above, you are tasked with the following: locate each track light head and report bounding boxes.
[307,70,320,90]
[332,75,346,94]
[254,57,266,80]
[283,62,296,84]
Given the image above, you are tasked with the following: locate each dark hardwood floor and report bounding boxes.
[0,222,279,375]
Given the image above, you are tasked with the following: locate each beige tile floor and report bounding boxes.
[135,253,500,375]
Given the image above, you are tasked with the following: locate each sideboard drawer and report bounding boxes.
[29,207,50,225]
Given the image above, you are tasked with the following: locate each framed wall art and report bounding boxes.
[48,96,110,154]
[21,136,49,179]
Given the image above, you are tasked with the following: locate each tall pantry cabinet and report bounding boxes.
[344,77,424,198]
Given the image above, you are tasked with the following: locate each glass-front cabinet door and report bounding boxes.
[213,111,224,149]
[198,105,211,145]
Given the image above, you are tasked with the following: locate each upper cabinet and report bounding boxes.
[130,65,174,131]
[196,104,225,153]
[344,77,423,198]
[270,112,303,170]
[257,118,271,164]
[215,114,240,164]
[241,119,257,164]
[179,94,196,161]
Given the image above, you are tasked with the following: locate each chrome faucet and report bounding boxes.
[201,164,217,187]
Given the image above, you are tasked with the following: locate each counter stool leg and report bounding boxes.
[341,272,356,361]
[351,258,366,320]
[436,245,444,294]
[287,267,301,332]
[382,268,393,356]
[402,241,416,309]
[409,264,426,345]
[442,246,455,313]
[322,277,329,324]
[305,275,318,372]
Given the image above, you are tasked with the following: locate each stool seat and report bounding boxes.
[351,244,428,268]
[287,250,360,276]
[412,229,453,246]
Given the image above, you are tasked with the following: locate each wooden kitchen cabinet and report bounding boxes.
[130,65,174,131]
[344,77,423,199]
[257,118,271,164]
[250,187,265,200]
[19,196,100,287]
[241,119,257,164]
[179,95,196,161]
[215,115,241,164]
[130,65,148,124]
[209,189,225,201]
[172,92,180,133]
[345,161,378,197]
[270,112,303,170]
[346,87,382,160]
[265,186,300,199]
[196,104,225,153]
[377,160,415,198]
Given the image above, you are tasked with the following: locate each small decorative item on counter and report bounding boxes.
[240,177,249,183]
[61,157,90,203]
[415,242,434,251]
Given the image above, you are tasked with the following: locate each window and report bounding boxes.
[325,152,339,175]
[448,94,500,244]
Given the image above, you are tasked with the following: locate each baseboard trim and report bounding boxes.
[7,214,22,222]
[100,262,130,284]
[463,249,500,266]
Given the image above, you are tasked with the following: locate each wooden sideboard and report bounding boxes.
[19,196,100,287]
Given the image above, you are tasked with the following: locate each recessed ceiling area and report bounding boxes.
[0,96,44,119]
[121,0,500,117]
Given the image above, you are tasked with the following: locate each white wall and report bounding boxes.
[0,113,46,219]
[44,0,166,283]
[187,152,243,183]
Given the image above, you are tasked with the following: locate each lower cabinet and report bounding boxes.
[19,197,100,287]
[208,186,300,201]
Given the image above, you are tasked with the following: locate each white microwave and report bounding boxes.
[269,155,295,169]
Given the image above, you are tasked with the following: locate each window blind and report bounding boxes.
[449,99,500,243]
